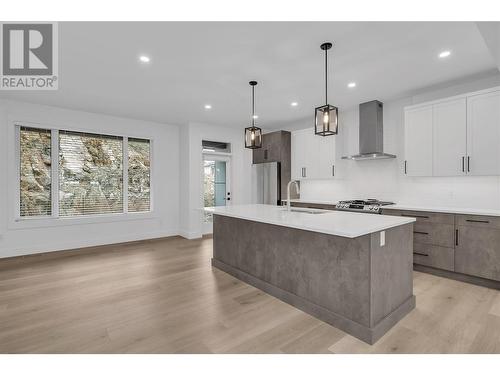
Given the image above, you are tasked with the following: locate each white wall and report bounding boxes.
[179,122,253,239]
[0,100,180,258]
[298,74,500,210]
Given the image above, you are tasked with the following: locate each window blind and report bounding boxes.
[59,131,123,216]
[19,127,52,217]
[128,138,151,212]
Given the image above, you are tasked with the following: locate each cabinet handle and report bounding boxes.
[414,231,429,235]
[332,165,335,177]
[301,167,304,178]
[304,167,307,178]
[466,219,490,224]
[467,156,470,172]
[264,149,268,160]
[404,160,407,174]
[413,252,429,257]
[462,156,465,172]
[402,214,429,219]
[455,229,459,246]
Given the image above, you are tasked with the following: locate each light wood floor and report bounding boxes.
[1,236,500,353]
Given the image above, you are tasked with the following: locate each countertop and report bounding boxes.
[205,204,415,238]
[282,199,500,217]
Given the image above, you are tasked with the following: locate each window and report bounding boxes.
[19,127,52,217]
[59,131,123,217]
[17,125,152,219]
[128,138,151,212]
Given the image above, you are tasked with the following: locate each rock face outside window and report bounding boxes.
[20,127,52,217]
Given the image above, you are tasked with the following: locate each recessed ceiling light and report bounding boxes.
[204,104,212,110]
[139,55,151,63]
[291,102,298,107]
[439,50,451,58]
[347,82,356,88]
[253,115,259,119]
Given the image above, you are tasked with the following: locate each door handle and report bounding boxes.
[466,219,489,224]
[404,160,407,174]
[455,229,459,246]
[462,156,465,172]
[332,165,335,177]
[467,156,470,172]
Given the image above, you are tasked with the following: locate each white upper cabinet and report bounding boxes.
[432,98,467,176]
[291,127,337,180]
[404,106,433,176]
[404,87,500,177]
[467,91,500,176]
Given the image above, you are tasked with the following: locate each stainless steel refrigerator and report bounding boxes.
[252,162,281,205]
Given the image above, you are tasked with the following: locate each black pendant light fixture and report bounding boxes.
[315,42,339,136]
[244,81,263,149]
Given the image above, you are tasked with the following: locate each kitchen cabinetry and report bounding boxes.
[455,214,500,281]
[403,88,500,177]
[382,209,455,271]
[382,208,500,288]
[466,91,500,176]
[432,98,467,176]
[291,127,337,180]
[404,106,433,176]
[253,131,283,164]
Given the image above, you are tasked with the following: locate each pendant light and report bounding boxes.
[315,42,339,136]
[245,81,263,149]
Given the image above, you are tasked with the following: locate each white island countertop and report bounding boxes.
[205,204,415,238]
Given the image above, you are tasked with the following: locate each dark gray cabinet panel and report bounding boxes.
[413,243,454,271]
[413,222,455,248]
[382,209,454,225]
[455,219,500,281]
[455,214,500,229]
[252,131,284,164]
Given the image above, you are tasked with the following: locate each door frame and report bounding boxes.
[201,153,232,234]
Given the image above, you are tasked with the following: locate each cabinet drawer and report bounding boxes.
[413,243,454,271]
[455,225,500,281]
[382,209,454,225]
[413,222,455,248]
[455,214,500,230]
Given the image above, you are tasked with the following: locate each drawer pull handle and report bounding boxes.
[402,214,429,219]
[455,229,459,246]
[413,252,429,257]
[414,231,429,235]
[466,219,490,224]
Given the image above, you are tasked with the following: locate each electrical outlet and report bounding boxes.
[380,231,385,246]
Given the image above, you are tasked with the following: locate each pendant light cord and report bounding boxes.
[252,85,255,126]
[325,47,328,105]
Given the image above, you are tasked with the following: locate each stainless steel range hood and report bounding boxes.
[342,100,396,160]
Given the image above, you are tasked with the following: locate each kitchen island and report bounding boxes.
[206,204,416,344]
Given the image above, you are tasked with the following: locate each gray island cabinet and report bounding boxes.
[207,204,416,344]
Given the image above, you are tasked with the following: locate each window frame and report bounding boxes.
[12,121,154,229]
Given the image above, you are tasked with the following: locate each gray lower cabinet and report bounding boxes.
[382,209,456,271]
[413,243,454,271]
[455,216,500,282]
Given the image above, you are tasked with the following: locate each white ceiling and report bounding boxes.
[1,22,498,129]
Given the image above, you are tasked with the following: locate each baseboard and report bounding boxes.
[212,258,415,345]
[0,229,179,259]
[414,264,500,290]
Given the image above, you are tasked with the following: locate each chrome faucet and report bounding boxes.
[286,180,300,211]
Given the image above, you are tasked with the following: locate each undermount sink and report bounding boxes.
[282,208,329,215]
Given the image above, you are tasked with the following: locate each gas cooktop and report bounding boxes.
[335,199,395,214]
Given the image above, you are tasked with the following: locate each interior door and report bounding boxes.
[404,106,433,176]
[466,90,500,176]
[202,155,231,234]
[432,98,467,176]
